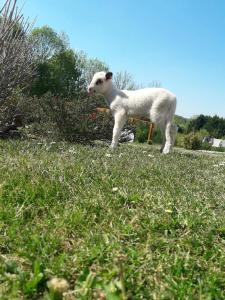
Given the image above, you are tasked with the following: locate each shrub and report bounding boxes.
[175,133,185,148]
[135,123,163,144]
[177,125,185,134]
[18,93,113,142]
[152,127,163,144]
[184,132,202,150]
[0,93,20,127]
[135,123,148,143]
[198,128,210,139]
[201,142,212,151]
[50,96,113,142]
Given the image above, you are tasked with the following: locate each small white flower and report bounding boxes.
[148,154,154,158]
[106,153,112,158]
[47,277,69,294]
[112,187,119,192]
[59,176,64,183]
[68,149,76,154]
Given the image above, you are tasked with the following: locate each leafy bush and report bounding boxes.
[177,125,185,134]
[19,93,113,142]
[198,128,210,138]
[135,123,163,144]
[0,93,20,127]
[201,142,212,151]
[152,127,163,144]
[135,123,148,143]
[50,95,113,142]
[184,132,202,150]
[175,133,185,148]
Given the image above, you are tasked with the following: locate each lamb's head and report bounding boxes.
[88,71,113,96]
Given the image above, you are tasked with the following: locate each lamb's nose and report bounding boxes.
[88,87,94,95]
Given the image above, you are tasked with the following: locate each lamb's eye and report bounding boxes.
[96,79,103,85]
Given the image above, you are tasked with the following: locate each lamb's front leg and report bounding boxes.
[110,111,127,149]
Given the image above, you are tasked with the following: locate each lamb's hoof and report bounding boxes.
[162,147,171,154]
[110,145,117,151]
[162,148,171,155]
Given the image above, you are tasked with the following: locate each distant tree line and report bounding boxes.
[186,114,225,139]
[175,114,225,151]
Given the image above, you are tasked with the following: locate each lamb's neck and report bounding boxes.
[103,85,120,106]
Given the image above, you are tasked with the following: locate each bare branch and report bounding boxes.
[0,0,36,105]
[149,80,162,88]
[114,71,138,90]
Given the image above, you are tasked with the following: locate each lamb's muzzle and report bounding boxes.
[88,71,177,154]
[88,87,94,96]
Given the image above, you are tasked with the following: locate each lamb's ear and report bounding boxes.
[105,72,113,80]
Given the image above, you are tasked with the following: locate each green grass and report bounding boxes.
[0,140,225,299]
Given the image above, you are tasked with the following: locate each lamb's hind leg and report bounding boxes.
[162,121,173,154]
[159,123,166,153]
[170,124,178,148]
[162,123,178,154]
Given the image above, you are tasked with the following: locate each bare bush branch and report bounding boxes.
[0,0,36,105]
[149,80,161,88]
[114,71,138,90]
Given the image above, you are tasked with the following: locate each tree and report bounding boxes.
[30,25,68,63]
[204,115,225,138]
[113,72,161,90]
[187,114,209,133]
[28,25,85,97]
[77,52,108,85]
[186,114,225,138]
[30,49,84,97]
[113,71,137,90]
[0,0,35,105]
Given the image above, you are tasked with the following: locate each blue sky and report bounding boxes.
[19,0,225,118]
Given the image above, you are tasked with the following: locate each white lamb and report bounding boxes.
[88,71,177,154]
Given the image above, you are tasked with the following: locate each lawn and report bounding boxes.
[0,140,225,299]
